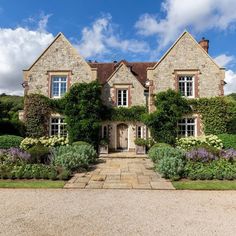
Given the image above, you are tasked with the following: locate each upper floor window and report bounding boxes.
[178,76,194,97]
[51,76,67,98]
[50,117,67,137]
[117,89,128,107]
[178,118,196,137]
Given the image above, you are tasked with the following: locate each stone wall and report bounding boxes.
[101,63,146,107]
[23,33,96,96]
[147,32,225,112]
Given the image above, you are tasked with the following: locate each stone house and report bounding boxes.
[22,31,225,152]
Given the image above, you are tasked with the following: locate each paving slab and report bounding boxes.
[64,157,175,190]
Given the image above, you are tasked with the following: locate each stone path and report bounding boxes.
[64,158,175,190]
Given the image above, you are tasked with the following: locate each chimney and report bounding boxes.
[199,37,209,53]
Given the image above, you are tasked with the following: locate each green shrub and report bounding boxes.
[52,144,97,171]
[156,148,185,180]
[185,159,236,180]
[72,141,90,146]
[151,143,171,148]
[0,163,59,180]
[176,135,223,150]
[134,138,146,146]
[218,134,236,149]
[0,120,25,136]
[57,169,71,180]
[148,146,182,164]
[27,144,50,163]
[0,135,23,149]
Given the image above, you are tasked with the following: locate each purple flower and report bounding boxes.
[186,148,217,162]
[220,149,236,161]
[4,148,31,163]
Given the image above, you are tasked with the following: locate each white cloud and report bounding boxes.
[214,54,235,67]
[0,17,54,95]
[225,70,236,94]
[76,15,150,58]
[135,0,236,49]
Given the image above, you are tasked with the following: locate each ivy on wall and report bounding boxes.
[24,94,52,137]
[190,97,233,135]
[108,106,147,122]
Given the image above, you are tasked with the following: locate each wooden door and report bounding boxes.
[117,124,128,150]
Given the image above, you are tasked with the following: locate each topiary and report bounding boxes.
[0,135,23,149]
[27,144,50,164]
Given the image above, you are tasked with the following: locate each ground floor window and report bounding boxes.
[50,117,67,136]
[136,125,143,138]
[178,118,196,137]
[102,125,108,139]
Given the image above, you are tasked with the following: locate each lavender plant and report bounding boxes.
[220,149,236,161]
[0,148,31,164]
[186,148,218,163]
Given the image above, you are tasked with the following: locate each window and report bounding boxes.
[102,125,108,139]
[178,76,194,97]
[117,89,128,107]
[137,126,142,138]
[178,118,196,137]
[51,76,67,98]
[50,117,67,136]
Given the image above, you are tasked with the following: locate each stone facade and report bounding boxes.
[147,32,225,112]
[23,33,96,96]
[22,31,225,152]
[101,63,146,107]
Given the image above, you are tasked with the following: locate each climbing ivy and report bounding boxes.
[190,97,233,135]
[24,94,52,137]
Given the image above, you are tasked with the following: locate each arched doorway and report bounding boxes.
[117,123,128,150]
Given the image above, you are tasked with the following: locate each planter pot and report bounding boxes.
[136,145,146,155]
[99,145,109,154]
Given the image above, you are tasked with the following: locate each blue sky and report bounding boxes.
[0,0,236,94]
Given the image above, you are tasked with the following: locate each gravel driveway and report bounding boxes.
[0,189,236,236]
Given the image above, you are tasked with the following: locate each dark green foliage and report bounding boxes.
[63,81,104,145]
[27,144,50,164]
[0,120,25,136]
[0,135,23,149]
[24,94,52,137]
[190,97,231,135]
[134,138,147,146]
[109,106,146,122]
[0,94,24,121]
[144,89,191,144]
[218,134,236,149]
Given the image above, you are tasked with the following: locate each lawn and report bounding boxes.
[0,180,65,188]
[172,180,236,190]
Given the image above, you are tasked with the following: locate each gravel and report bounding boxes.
[0,189,236,236]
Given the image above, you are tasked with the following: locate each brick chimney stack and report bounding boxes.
[199,37,209,53]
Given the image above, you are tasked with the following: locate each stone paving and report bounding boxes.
[64,158,175,190]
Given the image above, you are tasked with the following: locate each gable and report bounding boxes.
[25,33,93,76]
[152,31,221,71]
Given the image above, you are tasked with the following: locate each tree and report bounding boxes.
[143,89,191,144]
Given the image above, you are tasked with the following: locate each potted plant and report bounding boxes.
[99,138,109,154]
[134,138,146,154]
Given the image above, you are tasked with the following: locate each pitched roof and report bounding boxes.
[89,61,156,86]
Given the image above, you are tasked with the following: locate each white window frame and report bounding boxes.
[136,125,143,138]
[178,75,195,98]
[50,117,67,137]
[117,89,128,107]
[178,118,196,137]
[51,76,67,98]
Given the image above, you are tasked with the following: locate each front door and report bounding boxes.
[117,124,128,150]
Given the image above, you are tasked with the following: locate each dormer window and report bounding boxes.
[51,76,67,98]
[178,75,194,98]
[117,89,128,107]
